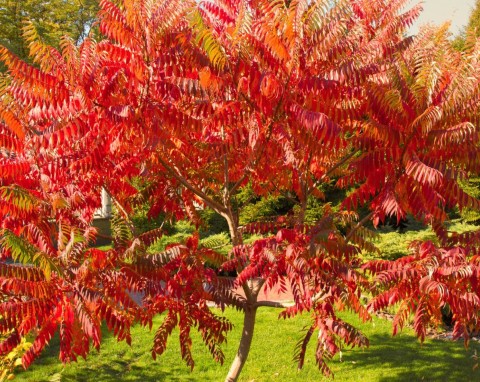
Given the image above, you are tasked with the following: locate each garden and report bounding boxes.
[2,1,480,381]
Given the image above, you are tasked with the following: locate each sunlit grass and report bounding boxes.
[17,308,480,382]
[19,219,480,380]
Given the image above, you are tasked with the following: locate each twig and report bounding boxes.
[156,155,227,214]
[311,149,360,189]
[345,211,374,241]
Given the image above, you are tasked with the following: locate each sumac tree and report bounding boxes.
[1,1,480,381]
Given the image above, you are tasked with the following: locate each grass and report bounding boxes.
[15,218,480,381]
[372,218,480,260]
[16,308,480,382]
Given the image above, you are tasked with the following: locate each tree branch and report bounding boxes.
[345,211,374,241]
[222,125,229,205]
[96,232,114,241]
[228,72,292,197]
[267,179,298,204]
[311,149,360,190]
[103,187,135,233]
[155,155,227,215]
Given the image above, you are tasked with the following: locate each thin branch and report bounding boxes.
[242,282,253,302]
[345,211,374,241]
[268,179,298,204]
[221,125,229,205]
[103,187,135,233]
[311,149,360,190]
[229,71,293,197]
[311,290,331,304]
[95,232,114,241]
[243,278,266,303]
[155,155,227,215]
[228,137,266,196]
[249,278,265,297]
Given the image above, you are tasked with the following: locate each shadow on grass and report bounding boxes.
[19,328,197,382]
[340,332,480,382]
[24,350,197,382]
[18,311,480,382]
[40,365,196,382]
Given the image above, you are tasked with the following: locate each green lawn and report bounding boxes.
[16,219,480,381]
[16,308,480,382]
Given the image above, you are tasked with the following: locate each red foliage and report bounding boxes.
[224,212,371,375]
[1,0,480,380]
[365,240,480,345]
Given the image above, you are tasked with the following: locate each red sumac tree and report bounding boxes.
[1,1,480,381]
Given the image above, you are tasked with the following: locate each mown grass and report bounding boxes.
[372,218,479,260]
[17,308,480,382]
[16,218,480,381]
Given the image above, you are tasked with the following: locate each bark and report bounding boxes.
[224,279,264,382]
[224,304,257,382]
[297,196,307,226]
[223,210,261,381]
[223,211,242,246]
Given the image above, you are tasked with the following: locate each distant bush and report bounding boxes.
[239,195,294,225]
[457,177,480,224]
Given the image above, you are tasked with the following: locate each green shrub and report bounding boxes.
[239,195,294,225]
[456,177,480,224]
[148,220,194,252]
[199,232,231,255]
[199,208,229,235]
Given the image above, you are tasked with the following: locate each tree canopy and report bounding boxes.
[466,0,480,36]
[453,0,480,50]
[0,0,98,61]
[1,1,480,381]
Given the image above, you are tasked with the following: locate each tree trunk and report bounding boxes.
[225,304,257,382]
[223,211,242,246]
[296,190,308,226]
[297,197,307,226]
[222,212,261,381]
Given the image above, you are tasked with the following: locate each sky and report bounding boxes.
[410,0,476,35]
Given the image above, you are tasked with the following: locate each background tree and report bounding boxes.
[0,0,98,61]
[450,0,480,224]
[466,0,480,36]
[453,0,480,50]
[1,1,480,382]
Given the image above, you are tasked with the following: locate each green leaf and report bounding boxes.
[1,229,60,280]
